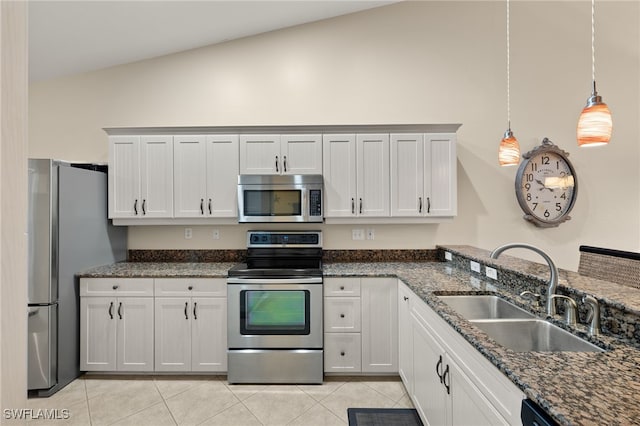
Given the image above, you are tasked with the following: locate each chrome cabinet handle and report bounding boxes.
[275,155,279,173]
[351,198,355,214]
[283,155,287,172]
[200,199,204,215]
[142,199,146,215]
[108,302,114,319]
[427,197,431,214]
[117,302,123,319]
[208,198,212,215]
[436,355,443,383]
[443,364,450,395]
[359,198,363,214]
[419,197,423,213]
[184,302,189,320]
[134,199,138,215]
[193,302,197,320]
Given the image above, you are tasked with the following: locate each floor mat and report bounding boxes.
[347,408,424,426]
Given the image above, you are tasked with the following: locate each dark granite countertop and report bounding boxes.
[79,249,640,425]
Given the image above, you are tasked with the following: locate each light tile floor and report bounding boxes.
[27,375,413,425]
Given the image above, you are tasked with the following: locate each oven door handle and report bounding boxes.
[226,277,323,285]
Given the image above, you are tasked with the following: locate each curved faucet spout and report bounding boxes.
[489,243,559,316]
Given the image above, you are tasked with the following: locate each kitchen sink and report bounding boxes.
[470,319,604,352]
[438,295,536,320]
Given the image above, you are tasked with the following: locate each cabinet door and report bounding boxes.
[206,135,239,217]
[324,333,361,373]
[191,297,227,372]
[397,281,414,392]
[108,136,140,218]
[412,309,448,426]
[357,134,390,217]
[361,278,397,373]
[280,134,322,174]
[240,135,281,174]
[173,135,207,218]
[116,297,154,371]
[80,297,117,371]
[322,134,357,217]
[424,133,457,217]
[449,357,509,426]
[139,135,174,218]
[155,298,191,372]
[391,134,424,217]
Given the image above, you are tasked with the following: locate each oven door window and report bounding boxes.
[243,190,302,216]
[240,290,310,335]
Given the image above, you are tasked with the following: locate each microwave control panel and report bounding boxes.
[309,190,322,217]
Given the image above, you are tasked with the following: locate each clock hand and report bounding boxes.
[535,179,555,192]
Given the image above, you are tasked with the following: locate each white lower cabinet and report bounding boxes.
[80,279,154,372]
[324,277,397,373]
[398,280,524,426]
[154,278,227,372]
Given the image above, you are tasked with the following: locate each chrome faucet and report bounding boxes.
[583,295,601,337]
[550,294,577,326]
[490,243,559,316]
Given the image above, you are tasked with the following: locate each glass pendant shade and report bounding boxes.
[498,129,520,166]
[577,93,612,147]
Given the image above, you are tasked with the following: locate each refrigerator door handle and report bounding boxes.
[28,308,39,317]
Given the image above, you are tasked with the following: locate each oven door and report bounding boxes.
[227,278,323,349]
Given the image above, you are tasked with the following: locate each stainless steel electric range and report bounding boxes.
[227,231,323,384]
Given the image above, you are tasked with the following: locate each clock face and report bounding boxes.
[515,141,577,227]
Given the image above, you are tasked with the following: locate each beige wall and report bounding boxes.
[29,1,640,271]
[2,0,28,415]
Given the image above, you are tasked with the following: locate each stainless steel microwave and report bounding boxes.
[237,174,323,223]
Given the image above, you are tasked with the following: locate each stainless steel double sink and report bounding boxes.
[438,295,604,353]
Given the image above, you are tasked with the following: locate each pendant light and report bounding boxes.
[498,0,520,166]
[577,0,612,147]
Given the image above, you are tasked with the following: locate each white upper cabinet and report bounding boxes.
[240,134,322,175]
[173,135,239,218]
[108,135,173,219]
[323,134,390,218]
[391,133,457,217]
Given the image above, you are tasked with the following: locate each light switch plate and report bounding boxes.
[212,229,220,240]
[184,228,192,239]
[470,261,481,273]
[352,229,365,240]
[485,267,498,280]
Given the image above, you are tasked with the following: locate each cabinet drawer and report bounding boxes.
[324,278,361,297]
[80,278,154,297]
[324,333,361,373]
[324,297,361,332]
[154,278,227,297]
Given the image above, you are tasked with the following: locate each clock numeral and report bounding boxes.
[541,155,550,165]
[524,183,531,191]
[544,209,551,218]
[556,161,560,170]
[526,193,532,201]
[560,193,566,200]
[526,173,534,182]
[556,203,562,212]
[530,163,537,172]
[532,202,538,211]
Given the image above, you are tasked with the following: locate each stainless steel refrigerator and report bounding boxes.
[28,159,127,396]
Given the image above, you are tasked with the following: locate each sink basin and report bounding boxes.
[438,295,535,320]
[470,319,604,353]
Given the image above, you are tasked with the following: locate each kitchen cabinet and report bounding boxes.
[173,135,239,218]
[324,277,397,373]
[239,134,322,175]
[80,278,154,372]
[322,134,390,217]
[391,133,457,217]
[154,278,227,372]
[108,135,174,219]
[398,280,524,426]
[397,281,414,393]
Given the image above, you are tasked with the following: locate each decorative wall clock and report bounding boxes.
[514,138,578,227]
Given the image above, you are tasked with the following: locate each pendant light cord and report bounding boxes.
[591,0,596,92]
[506,0,511,129]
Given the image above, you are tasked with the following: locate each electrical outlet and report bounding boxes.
[366,228,375,240]
[485,266,498,280]
[212,229,220,240]
[470,261,481,273]
[352,229,365,240]
[444,251,452,261]
[184,228,192,239]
